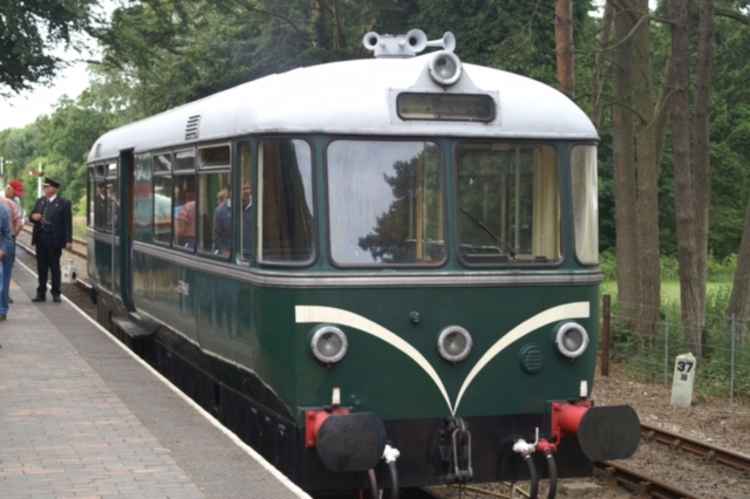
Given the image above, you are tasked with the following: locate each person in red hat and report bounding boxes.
[0,180,23,307]
[8,180,24,217]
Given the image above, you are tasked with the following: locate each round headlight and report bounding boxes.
[437,326,473,362]
[311,325,348,364]
[555,322,589,359]
[428,51,462,87]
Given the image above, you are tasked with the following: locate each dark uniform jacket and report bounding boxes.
[31,196,73,249]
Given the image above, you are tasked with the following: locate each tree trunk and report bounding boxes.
[670,0,703,357]
[692,0,714,338]
[729,199,750,324]
[555,0,575,97]
[592,1,613,127]
[311,0,332,50]
[630,0,661,338]
[611,1,640,324]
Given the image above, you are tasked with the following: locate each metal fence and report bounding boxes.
[599,295,750,403]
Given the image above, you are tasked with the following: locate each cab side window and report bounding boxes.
[258,139,314,263]
[93,164,109,232]
[239,142,254,262]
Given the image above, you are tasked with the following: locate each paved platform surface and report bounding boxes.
[0,263,308,499]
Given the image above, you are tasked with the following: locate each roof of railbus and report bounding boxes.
[87,54,598,163]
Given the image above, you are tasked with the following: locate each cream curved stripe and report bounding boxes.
[295,305,454,414]
[453,301,590,413]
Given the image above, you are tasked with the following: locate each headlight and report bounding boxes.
[437,326,472,362]
[555,322,589,359]
[311,325,348,364]
[428,51,462,87]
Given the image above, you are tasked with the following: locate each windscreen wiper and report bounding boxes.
[459,207,515,258]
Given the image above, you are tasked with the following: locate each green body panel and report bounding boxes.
[291,285,598,420]
[129,249,598,422]
[92,237,113,291]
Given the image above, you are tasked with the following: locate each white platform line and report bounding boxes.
[15,258,311,499]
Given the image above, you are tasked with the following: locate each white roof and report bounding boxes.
[88,54,597,162]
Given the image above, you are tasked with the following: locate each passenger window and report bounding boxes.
[94,181,109,231]
[198,172,232,257]
[153,154,173,245]
[109,177,120,233]
[87,168,95,228]
[134,155,153,242]
[259,139,314,263]
[173,174,197,250]
[239,142,254,262]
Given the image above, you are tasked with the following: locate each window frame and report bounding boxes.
[324,136,449,269]
[570,143,599,267]
[87,166,95,228]
[171,149,198,254]
[198,142,231,171]
[236,140,256,266]
[151,151,174,248]
[196,168,233,261]
[256,136,317,268]
[454,140,564,270]
[91,161,114,233]
[396,92,497,123]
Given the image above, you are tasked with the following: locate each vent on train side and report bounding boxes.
[185,115,201,141]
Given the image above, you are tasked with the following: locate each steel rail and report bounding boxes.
[21,224,87,259]
[641,422,750,473]
[15,237,91,291]
[594,461,698,499]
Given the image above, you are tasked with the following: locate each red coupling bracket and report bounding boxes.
[304,407,350,448]
[550,400,593,444]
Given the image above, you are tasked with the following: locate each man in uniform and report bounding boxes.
[30,178,72,303]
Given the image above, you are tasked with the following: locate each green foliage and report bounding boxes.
[0,0,98,93]
[608,281,750,399]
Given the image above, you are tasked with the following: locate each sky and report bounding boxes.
[0,1,119,132]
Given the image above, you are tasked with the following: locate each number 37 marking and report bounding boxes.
[677,360,694,373]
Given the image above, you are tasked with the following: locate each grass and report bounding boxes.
[601,279,733,307]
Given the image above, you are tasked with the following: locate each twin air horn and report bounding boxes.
[362,29,462,86]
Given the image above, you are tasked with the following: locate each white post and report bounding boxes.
[671,352,697,408]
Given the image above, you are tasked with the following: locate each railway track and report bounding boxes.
[640,422,750,473]
[20,224,87,259]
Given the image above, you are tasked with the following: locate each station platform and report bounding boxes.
[0,262,310,499]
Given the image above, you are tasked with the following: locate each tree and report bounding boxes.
[0,0,98,93]
[555,0,575,96]
[607,0,673,336]
[670,0,703,356]
[729,199,750,325]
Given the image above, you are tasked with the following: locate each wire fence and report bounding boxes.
[600,295,750,403]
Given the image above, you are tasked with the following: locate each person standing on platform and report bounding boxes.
[30,178,72,303]
[0,181,23,304]
[0,200,11,319]
[8,179,25,223]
